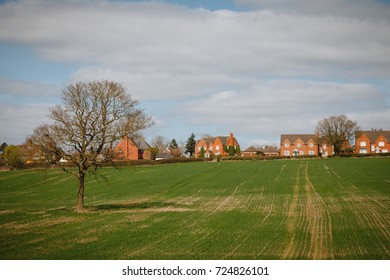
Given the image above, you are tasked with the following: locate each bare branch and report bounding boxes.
[29,80,154,211]
[315,115,359,155]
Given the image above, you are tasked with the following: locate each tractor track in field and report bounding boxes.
[223,164,282,259]
[2,159,390,260]
[284,162,333,259]
[207,165,269,216]
[304,163,333,259]
[338,183,390,256]
[223,164,287,259]
[327,165,389,257]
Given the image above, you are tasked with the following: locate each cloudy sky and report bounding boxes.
[1,0,389,149]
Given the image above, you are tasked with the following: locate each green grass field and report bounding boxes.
[0,158,389,260]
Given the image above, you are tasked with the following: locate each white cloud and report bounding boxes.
[0,103,51,144]
[0,0,389,83]
[0,0,389,146]
[178,80,388,140]
[70,66,243,100]
[0,78,58,97]
[350,109,390,131]
[235,0,390,19]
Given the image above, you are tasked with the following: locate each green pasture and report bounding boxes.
[0,158,389,259]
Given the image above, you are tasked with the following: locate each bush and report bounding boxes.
[158,157,211,164]
[108,157,211,167]
[222,155,284,161]
[110,160,156,167]
[3,145,24,169]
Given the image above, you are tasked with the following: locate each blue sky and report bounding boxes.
[1,0,390,149]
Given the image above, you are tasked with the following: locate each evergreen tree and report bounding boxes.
[185,133,196,156]
[169,138,178,149]
[0,142,7,154]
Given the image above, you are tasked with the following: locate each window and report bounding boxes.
[379,141,385,147]
[198,147,201,151]
[216,145,220,151]
[299,150,304,155]
[309,143,314,148]
[359,148,367,154]
[284,143,289,148]
[308,151,315,155]
[360,141,366,147]
[284,151,290,156]
[383,149,388,153]
[297,143,302,148]
[210,145,213,151]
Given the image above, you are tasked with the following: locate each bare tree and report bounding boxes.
[151,135,168,151]
[149,135,168,160]
[315,115,360,155]
[30,81,153,212]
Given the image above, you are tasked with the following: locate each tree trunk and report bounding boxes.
[76,172,85,212]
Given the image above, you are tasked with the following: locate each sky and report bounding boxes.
[0,0,389,149]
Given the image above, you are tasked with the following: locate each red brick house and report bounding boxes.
[280,134,320,157]
[195,133,240,158]
[355,130,390,154]
[114,136,152,160]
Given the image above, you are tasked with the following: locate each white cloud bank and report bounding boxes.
[0,0,389,146]
[0,78,58,98]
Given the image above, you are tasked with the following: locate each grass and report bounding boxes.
[0,158,389,259]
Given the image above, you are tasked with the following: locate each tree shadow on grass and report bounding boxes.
[92,201,176,211]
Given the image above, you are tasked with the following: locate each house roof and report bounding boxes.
[131,137,151,150]
[156,152,174,159]
[261,146,279,153]
[196,137,216,146]
[197,135,239,146]
[217,136,229,144]
[217,135,239,146]
[281,134,318,144]
[357,130,390,142]
[243,146,258,152]
[243,146,279,153]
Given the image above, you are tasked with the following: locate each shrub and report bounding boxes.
[158,157,210,164]
[109,160,156,167]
